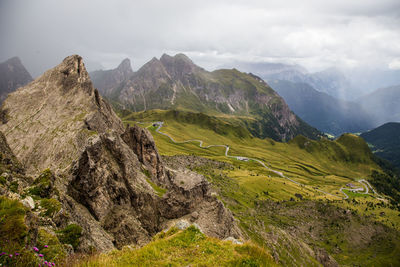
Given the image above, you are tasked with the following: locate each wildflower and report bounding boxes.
[38,254,44,257]
[44,245,48,248]
[15,252,20,256]
[9,254,12,257]
[33,246,39,252]
[44,261,48,265]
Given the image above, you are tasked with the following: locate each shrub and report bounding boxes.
[0,197,27,244]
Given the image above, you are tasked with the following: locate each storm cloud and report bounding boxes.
[1,0,400,77]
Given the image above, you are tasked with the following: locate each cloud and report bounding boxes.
[0,0,399,76]
[389,59,400,70]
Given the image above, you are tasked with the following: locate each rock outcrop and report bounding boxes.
[0,57,33,103]
[0,55,242,252]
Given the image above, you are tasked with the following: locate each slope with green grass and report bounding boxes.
[122,109,400,266]
[71,226,276,267]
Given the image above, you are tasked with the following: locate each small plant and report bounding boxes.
[40,198,61,217]
[57,224,82,250]
[28,169,54,198]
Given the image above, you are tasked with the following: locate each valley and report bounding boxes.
[117,108,400,266]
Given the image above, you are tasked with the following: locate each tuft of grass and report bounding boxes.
[145,178,167,197]
[71,226,275,266]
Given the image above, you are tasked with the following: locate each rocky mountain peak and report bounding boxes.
[160,53,201,79]
[0,54,123,175]
[116,58,133,74]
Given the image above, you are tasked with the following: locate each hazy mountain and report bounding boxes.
[224,62,355,99]
[90,58,133,96]
[358,85,400,127]
[91,53,320,141]
[361,122,400,169]
[0,56,32,103]
[270,80,373,135]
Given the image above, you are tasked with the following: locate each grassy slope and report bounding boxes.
[72,226,276,267]
[120,109,400,266]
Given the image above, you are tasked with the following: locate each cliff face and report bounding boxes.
[0,57,33,103]
[0,55,242,252]
[91,54,320,141]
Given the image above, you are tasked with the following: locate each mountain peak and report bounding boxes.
[160,53,201,79]
[5,56,23,65]
[117,58,132,73]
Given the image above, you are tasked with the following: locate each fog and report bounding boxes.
[1,0,400,94]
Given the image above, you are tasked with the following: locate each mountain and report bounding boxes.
[361,122,400,169]
[0,55,241,254]
[91,53,321,141]
[269,80,373,135]
[358,85,400,127]
[90,58,133,96]
[0,56,33,103]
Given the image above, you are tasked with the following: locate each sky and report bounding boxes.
[1,0,400,77]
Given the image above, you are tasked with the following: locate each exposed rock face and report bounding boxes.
[90,58,133,96]
[0,55,123,176]
[0,57,33,103]
[90,53,320,141]
[121,125,167,185]
[0,55,242,251]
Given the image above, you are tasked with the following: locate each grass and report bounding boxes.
[71,226,276,267]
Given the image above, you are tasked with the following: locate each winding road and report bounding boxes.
[152,121,381,201]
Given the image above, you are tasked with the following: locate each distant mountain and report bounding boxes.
[270,80,373,135]
[0,57,32,103]
[92,53,321,141]
[224,62,354,100]
[90,58,133,96]
[358,85,400,127]
[361,122,400,169]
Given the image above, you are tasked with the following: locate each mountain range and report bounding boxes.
[0,54,399,266]
[228,61,400,101]
[90,54,320,141]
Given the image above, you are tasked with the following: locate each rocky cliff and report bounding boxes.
[0,55,242,252]
[0,57,33,103]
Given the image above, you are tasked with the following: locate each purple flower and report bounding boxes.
[44,261,48,264]
[9,254,13,257]
[38,253,44,257]
[33,246,39,252]
[15,252,20,256]
[44,245,48,248]
[0,252,6,255]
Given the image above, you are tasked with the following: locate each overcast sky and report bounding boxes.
[1,0,400,77]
